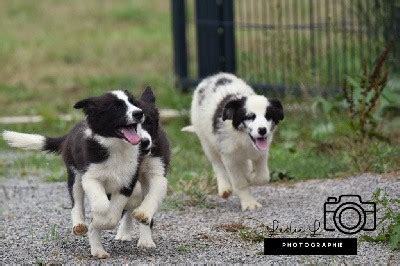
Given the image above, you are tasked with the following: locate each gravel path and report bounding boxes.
[1,174,399,264]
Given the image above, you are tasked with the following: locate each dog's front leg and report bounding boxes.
[88,223,109,259]
[132,175,167,225]
[137,222,155,248]
[132,158,167,226]
[133,176,160,248]
[221,155,262,211]
[91,193,130,230]
[250,155,270,186]
[81,175,109,215]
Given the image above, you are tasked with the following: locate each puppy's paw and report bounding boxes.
[91,248,110,259]
[72,223,88,236]
[137,237,156,248]
[241,199,262,211]
[219,189,232,199]
[132,209,151,224]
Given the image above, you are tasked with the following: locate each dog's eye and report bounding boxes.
[246,113,256,120]
[128,97,134,104]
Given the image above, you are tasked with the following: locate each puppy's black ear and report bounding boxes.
[222,98,244,121]
[268,99,284,123]
[141,86,156,104]
[74,97,99,116]
[74,98,94,109]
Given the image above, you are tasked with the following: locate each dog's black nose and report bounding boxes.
[132,110,144,121]
[258,127,267,136]
[141,138,150,148]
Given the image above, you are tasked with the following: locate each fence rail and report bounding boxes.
[172,0,399,95]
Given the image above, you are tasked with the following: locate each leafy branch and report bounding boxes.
[343,42,393,139]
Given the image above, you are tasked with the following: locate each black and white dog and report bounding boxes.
[86,88,170,256]
[3,88,169,258]
[113,87,170,249]
[183,73,284,211]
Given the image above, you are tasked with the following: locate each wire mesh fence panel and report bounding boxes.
[172,0,399,94]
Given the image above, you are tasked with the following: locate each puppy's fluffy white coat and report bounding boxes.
[187,73,284,211]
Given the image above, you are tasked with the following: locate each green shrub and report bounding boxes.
[362,188,400,250]
[342,43,395,139]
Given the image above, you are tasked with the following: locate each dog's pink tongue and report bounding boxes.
[121,128,141,145]
[255,138,268,151]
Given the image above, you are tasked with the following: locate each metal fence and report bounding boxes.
[172,0,399,95]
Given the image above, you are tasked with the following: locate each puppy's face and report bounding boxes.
[138,86,160,155]
[139,129,152,156]
[74,90,144,145]
[223,95,284,152]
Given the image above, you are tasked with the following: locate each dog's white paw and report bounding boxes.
[241,199,262,211]
[72,223,88,236]
[137,237,156,248]
[132,208,152,224]
[115,232,132,241]
[91,248,110,259]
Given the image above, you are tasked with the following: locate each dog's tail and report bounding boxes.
[2,130,65,154]
[181,125,196,133]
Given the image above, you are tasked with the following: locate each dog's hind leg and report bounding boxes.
[68,168,87,236]
[200,139,232,198]
[115,211,132,241]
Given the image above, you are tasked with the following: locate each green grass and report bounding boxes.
[270,116,400,179]
[1,104,399,186]
[0,0,173,116]
[0,0,399,203]
[176,244,192,253]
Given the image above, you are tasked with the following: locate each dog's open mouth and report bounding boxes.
[116,124,141,145]
[250,135,268,151]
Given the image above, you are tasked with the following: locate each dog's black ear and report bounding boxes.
[74,98,94,109]
[74,97,99,115]
[141,86,156,104]
[268,99,284,123]
[270,99,283,110]
[222,98,244,121]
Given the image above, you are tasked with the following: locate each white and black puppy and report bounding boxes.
[183,73,284,211]
[114,87,170,248]
[3,90,146,258]
[92,88,170,249]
